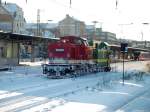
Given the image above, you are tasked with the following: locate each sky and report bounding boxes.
[3,0,150,41]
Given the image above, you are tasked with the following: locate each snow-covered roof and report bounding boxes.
[26,23,58,29]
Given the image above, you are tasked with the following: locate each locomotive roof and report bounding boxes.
[61,36,87,41]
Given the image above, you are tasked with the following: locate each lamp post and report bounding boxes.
[47,20,53,37]
[141,23,149,41]
[118,23,132,85]
[11,19,14,33]
[37,9,40,36]
[121,43,128,85]
[92,21,98,40]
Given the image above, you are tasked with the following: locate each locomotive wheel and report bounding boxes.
[104,67,111,72]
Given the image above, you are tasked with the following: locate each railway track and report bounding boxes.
[0,74,103,112]
[0,80,71,107]
[0,79,63,95]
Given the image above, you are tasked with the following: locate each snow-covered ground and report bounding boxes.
[0,61,150,112]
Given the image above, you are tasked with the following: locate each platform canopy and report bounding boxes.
[0,32,59,44]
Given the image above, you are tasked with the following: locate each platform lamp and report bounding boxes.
[118,23,133,85]
[120,43,128,85]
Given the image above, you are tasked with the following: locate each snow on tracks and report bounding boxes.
[0,74,103,112]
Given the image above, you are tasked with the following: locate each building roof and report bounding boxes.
[2,2,24,22]
[2,3,20,15]
[0,5,12,22]
[26,23,58,29]
[59,14,84,24]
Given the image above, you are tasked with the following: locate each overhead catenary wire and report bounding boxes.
[115,0,118,10]
[45,0,105,24]
[25,0,123,28]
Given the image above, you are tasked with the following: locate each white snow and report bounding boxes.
[52,102,107,112]
[0,92,23,100]
[0,61,149,112]
[0,97,47,112]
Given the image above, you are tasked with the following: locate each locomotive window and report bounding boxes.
[74,39,83,45]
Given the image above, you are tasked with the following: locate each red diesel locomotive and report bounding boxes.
[43,36,111,78]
